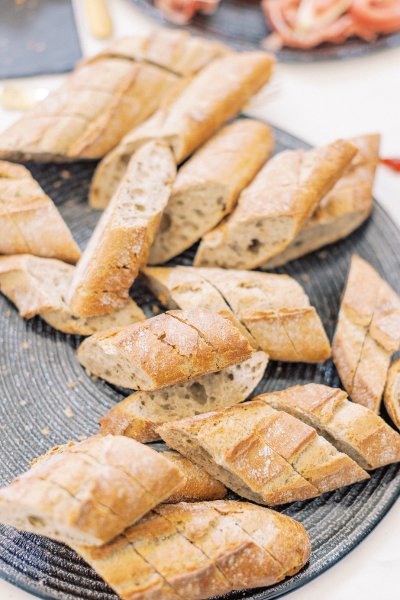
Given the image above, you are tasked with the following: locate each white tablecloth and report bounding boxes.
[0,1,398,598]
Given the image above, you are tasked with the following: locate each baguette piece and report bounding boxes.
[68,141,175,318]
[261,134,380,268]
[162,451,227,502]
[384,359,400,430]
[0,30,226,162]
[144,266,331,362]
[147,119,274,261]
[194,139,357,269]
[0,254,145,335]
[74,500,310,600]
[0,161,80,264]
[257,383,400,470]
[99,351,268,442]
[77,309,254,391]
[159,400,368,504]
[0,435,185,547]
[332,255,400,412]
[90,51,275,208]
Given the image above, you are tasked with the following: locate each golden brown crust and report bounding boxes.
[0,161,80,263]
[384,359,400,430]
[98,352,268,442]
[257,383,400,470]
[261,134,380,269]
[0,435,185,547]
[90,51,275,208]
[332,255,400,412]
[68,141,175,317]
[148,119,274,263]
[194,140,357,269]
[74,500,310,600]
[77,309,254,391]
[161,452,227,502]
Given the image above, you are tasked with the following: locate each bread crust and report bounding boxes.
[384,359,400,430]
[68,141,175,317]
[194,140,357,269]
[148,119,274,262]
[0,435,185,547]
[74,500,310,600]
[0,254,145,334]
[261,134,380,269]
[257,383,400,470]
[332,255,400,412]
[98,351,268,442]
[89,51,275,208]
[0,161,80,264]
[77,309,254,391]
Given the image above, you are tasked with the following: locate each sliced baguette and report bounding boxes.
[332,255,400,412]
[148,119,274,262]
[0,161,80,264]
[77,309,254,391]
[68,141,175,318]
[384,359,400,430]
[0,435,185,547]
[162,451,227,502]
[74,500,310,599]
[90,51,275,208]
[260,134,380,269]
[144,266,331,362]
[99,351,268,442]
[0,254,145,335]
[256,383,400,470]
[194,140,357,269]
[158,400,368,504]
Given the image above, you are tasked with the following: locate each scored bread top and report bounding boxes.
[257,383,400,470]
[0,435,185,547]
[74,500,310,600]
[77,309,254,391]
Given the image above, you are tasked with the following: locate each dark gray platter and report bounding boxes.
[0,125,399,600]
[133,0,400,61]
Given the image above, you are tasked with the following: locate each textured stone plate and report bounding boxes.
[133,0,400,61]
[0,125,399,599]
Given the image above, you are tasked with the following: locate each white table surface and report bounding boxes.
[0,0,399,598]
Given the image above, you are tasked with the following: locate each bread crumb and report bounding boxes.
[151,304,161,315]
[53,180,62,189]
[61,169,71,180]
[19,400,27,407]
[318,250,328,260]
[21,341,30,349]
[67,381,77,388]
[78,435,86,441]
[63,406,74,418]
[41,426,50,436]
[300,274,310,282]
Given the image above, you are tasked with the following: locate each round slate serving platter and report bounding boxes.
[132,0,400,61]
[0,125,399,600]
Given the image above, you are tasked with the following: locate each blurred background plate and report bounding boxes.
[132,0,400,61]
[0,125,399,599]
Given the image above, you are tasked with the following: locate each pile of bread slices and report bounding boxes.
[0,27,399,600]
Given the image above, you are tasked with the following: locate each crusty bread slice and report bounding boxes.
[99,351,268,442]
[159,400,368,504]
[0,254,145,335]
[384,359,400,431]
[144,266,331,362]
[194,140,357,269]
[260,134,380,269]
[257,383,400,470]
[0,435,185,547]
[162,451,227,502]
[89,51,275,208]
[142,265,257,347]
[147,119,274,262]
[0,161,80,264]
[74,500,310,599]
[77,309,254,391]
[332,255,400,412]
[68,141,175,318]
